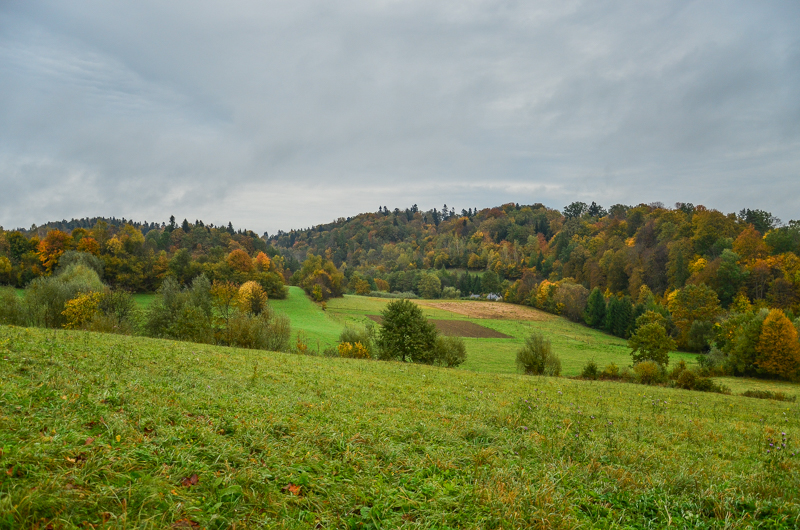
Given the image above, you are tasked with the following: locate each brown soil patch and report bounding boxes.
[415,301,555,321]
[366,316,511,339]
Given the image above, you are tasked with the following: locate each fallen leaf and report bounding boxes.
[283,483,301,495]
[85,437,95,445]
[180,474,199,487]
[6,466,13,477]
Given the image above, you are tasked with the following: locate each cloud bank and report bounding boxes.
[1,0,798,233]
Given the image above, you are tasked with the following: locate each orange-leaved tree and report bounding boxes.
[227,249,254,273]
[37,230,74,273]
[755,309,800,378]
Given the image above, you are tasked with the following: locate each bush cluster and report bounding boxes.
[516,333,561,376]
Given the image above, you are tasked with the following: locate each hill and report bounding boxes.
[1,325,798,528]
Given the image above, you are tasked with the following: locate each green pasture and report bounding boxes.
[324,295,698,377]
[1,325,799,528]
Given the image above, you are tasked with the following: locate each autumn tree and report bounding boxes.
[668,284,720,349]
[755,309,800,378]
[238,281,268,315]
[37,230,74,273]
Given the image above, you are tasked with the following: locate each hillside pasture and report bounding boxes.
[1,325,798,528]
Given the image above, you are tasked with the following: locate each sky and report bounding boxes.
[1,0,799,235]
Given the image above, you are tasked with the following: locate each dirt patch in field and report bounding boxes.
[415,301,555,321]
[366,315,512,339]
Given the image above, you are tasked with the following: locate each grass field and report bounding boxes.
[1,325,799,528]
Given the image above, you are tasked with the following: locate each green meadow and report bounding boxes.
[1,325,799,528]
[263,290,699,377]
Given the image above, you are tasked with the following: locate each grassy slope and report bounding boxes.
[267,286,344,351]
[325,296,699,376]
[1,325,799,528]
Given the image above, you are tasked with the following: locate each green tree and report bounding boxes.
[583,287,606,328]
[376,299,437,363]
[418,272,442,299]
[628,322,675,366]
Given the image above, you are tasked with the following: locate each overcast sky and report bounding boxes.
[1,1,798,234]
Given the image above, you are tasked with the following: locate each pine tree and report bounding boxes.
[584,287,606,328]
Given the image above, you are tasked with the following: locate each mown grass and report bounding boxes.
[1,325,799,528]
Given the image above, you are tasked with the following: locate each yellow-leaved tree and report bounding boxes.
[238,281,268,315]
[755,309,800,378]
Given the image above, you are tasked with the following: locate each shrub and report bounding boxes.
[0,287,25,326]
[226,309,291,352]
[581,359,599,379]
[433,336,467,368]
[633,361,662,385]
[25,264,105,328]
[338,341,371,359]
[367,291,419,299]
[742,390,796,402]
[441,286,461,299]
[600,363,620,380]
[516,333,561,376]
[339,325,376,358]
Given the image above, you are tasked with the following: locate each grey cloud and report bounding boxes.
[1,0,798,234]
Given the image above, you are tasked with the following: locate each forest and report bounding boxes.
[1,201,799,379]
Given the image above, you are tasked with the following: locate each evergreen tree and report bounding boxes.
[584,288,606,328]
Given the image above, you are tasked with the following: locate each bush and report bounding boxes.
[516,333,561,376]
[338,341,371,359]
[0,288,25,326]
[25,264,105,328]
[633,361,662,385]
[339,324,376,358]
[600,363,620,380]
[226,309,291,352]
[441,286,461,299]
[367,291,419,299]
[742,390,796,402]
[581,359,599,379]
[433,336,467,367]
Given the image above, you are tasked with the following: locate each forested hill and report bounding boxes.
[271,201,798,309]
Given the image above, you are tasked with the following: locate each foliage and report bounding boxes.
[632,361,662,385]
[338,341,371,359]
[584,287,606,328]
[376,299,438,363]
[25,264,105,328]
[418,272,442,299]
[516,332,561,376]
[0,287,25,325]
[581,359,599,379]
[741,389,796,402]
[238,281,268,315]
[432,335,467,367]
[339,325,376,359]
[668,284,721,350]
[754,309,800,378]
[62,292,103,329]
[628,322,675,366]
[293,254,345,301]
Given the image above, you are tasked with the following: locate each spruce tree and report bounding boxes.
[584,288,606,328]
